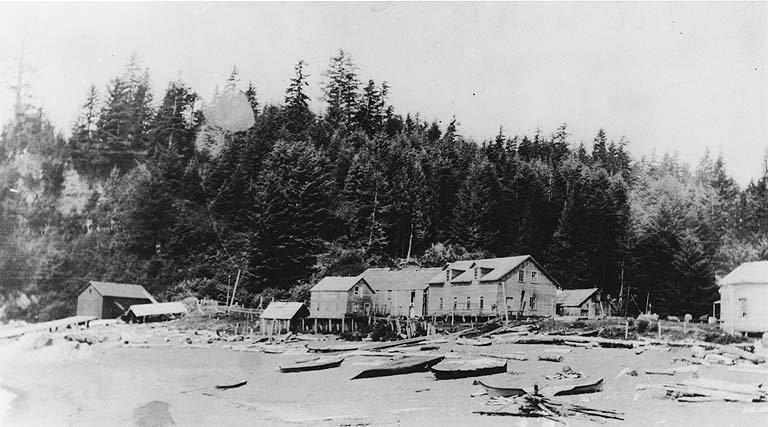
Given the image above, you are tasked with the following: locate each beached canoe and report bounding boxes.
[431,358,508,380]
[540,377,604,396]
[473,379,528,397]
[279,356,345,373]
[352,355,445,379]
[307,342,361,353]
[456,337,493,346]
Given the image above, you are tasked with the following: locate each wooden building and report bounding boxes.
[361,267,442,318]
[426,256,560,319]
[77,281,157,319]
[309,276,374,332]
[555,288,602,317]
[260,302,310,334]
[718,261,768,335]
[124,302,188,323]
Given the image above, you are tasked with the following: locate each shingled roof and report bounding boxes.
[719,261,768,286]
[261,302,310,320]
[556,288,599,307]
[361,267,442,291]
[127,302,188,317]
[310,276,372,292]
[427,255,559,286]
[87,281,157,302]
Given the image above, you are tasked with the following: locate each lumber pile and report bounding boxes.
[474,393,623,421]
[637,378,767,403]
[513,334,641,349]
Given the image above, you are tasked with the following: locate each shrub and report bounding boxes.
[636,319,650,333]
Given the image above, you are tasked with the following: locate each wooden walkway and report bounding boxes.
[0,315,96,339]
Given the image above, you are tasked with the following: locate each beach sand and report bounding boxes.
[1,327,767,426]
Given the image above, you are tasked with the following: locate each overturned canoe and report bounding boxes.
[473,379,528,397]
[280,356,344,373]
[307,342,361,353]
[432,358,508,380]
[456,338,493,346]
[352,355,445,379]
[540,377,604,396]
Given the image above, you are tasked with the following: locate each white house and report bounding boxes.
[718,261,768,335]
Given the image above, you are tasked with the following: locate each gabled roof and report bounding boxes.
[310,276,372,292]
[127,302,188,317]
[86,281,157,302]
[261,302,310,320]
[361,267,442,291]
[719,261,768,286]
[451,256,531,283]
[556,288,599,307]
[428,260,475,284]
[427,255,560,286]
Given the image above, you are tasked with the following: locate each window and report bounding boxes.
[446,270,450,281]
[531,271,538,283]
[466,296,471,309]
[518,270,525,282]
[480,296,484,310]
[529,295,536,311]
[739,298,748,318]
[410,290,416,303]
[439,297,443,310]
[474,267,479,280]
[453,297,458,310]
[354,286,359,295]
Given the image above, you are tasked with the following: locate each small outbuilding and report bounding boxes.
[556,288,602,317]
[124,302,188,323]
[718,261,768,335]
[77,281,157,319]
[260,302,310,334]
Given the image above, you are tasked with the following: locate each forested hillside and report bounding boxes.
[1,51,766,321]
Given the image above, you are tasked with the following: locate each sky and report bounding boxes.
[0,2,766,186]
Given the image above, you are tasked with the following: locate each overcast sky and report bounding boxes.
[0,2,766,186]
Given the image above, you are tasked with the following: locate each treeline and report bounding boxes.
[1,50,766,321]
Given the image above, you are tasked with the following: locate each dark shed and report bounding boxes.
[77,281,157,319]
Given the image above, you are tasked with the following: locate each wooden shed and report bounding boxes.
[426,255,560,319]
[556,288,601,317]
[124,302,188,323]
[361,267,442,318]
[718,261,768,335]
[77,281,157,319]
[309,276,374,332]
[260,302,310,334]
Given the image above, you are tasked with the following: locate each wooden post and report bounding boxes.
[342,318,345,333]
[229,269,242,307]
[314,318,318,333]
[658,320,662,340]
[328,318,332,332]
[624,321,629,340]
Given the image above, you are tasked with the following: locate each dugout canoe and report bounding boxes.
[351,355,445,379]
[456,337,493,346]
[431,358,508,380]
[307,342,361,353]
[279,356,345,373]
[473,379,528,397]
[540,377,604,396]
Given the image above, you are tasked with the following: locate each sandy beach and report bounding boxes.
[1,323,768,427]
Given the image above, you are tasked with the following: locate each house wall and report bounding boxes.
[499,260,558,317]
[345,284,374,317]
[426,260,557,317]
[310,284,374,319]
[719,283,768,333]
[77,285,103,318]
[373,288,428,318]
[310,291,349,319]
